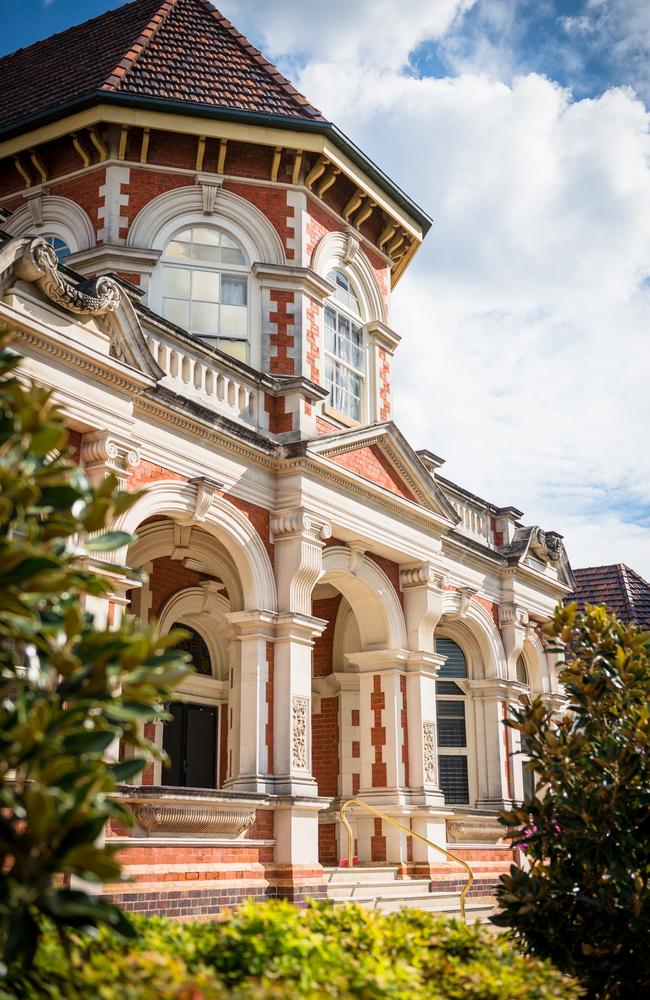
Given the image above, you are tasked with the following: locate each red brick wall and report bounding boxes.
[367,551,404,610]
[318,822,338,865]
[329,445,416,501]
[312,695,339,797]
[371,816,387,862]
[227,494,273,566]
[148,555,209,619]
[312,594,343,677]
[474,595,500,627]
[316,416,338,435]
[128,460,187,490]
[305,296,320,384]
[264,392,293,434]
[378,346,391,422]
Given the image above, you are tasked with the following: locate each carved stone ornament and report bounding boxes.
[270,509,331,542]
[447,815,504,844]
[14,237,121,315]
[499,603,529,627]
[292,695,309,769]
[399,563,448,591]
[80,431,140,486]
[529,527,563,564]
[129,802,257,837]
[423,721,437,784]
[189,477,223,523]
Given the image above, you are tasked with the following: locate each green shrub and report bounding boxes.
[494,603,650,998]
[0,337,190,969]
[4,902,581,999]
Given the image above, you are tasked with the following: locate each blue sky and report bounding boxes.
[2,0,650,576]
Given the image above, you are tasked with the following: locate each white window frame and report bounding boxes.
[436,637,477,807]
[149,212,262,369]
[323,268,367,424]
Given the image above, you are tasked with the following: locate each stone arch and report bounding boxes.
[522,630,552,695]
[439,593,507,679]
[311,231,386,324]
[158,586,230,682]
[5,195,95,252]
[127,185,286,266]
[319,546,407,650]
[114,480,277,614]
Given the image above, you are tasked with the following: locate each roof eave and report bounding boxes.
[0,90,432,235]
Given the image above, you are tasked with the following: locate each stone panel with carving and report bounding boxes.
[423,720,437,784]
[292,695,309,769]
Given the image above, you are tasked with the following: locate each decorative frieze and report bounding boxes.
[121,794,259,838]
[292,695,309,769]
[423,721,437,784]
[447,815,504,844]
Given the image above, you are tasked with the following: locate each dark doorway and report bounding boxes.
[162,702,218,789]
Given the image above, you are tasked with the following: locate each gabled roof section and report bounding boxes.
[566,564,650,628]
[0,0,323,131]
[296,424,460,523]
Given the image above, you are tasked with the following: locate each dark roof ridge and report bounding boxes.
[102,0,180,93]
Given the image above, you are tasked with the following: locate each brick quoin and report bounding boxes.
[329,445,417,501]
[378,347,392,422]
[305,296,320,383]
[268,289,295,376]
[400,675,409,787]
[264,392,293,434]
[49,169,106,239]
[370,674,387,788]
[265,641,274,774]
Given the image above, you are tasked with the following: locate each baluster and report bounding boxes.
[169,350,179,378]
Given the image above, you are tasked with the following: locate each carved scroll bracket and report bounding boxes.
[15,237,121,315]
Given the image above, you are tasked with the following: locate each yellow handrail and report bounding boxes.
[338,798,474,922]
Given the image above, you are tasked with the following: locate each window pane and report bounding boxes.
[221,304,247,337]
[437,718,467,747]
[437,639,468,678]
[516,655,529,685]
[437,701,466,718]
[166,240,192,259]
[191,242,222,263]
[437,680,464,696]
[219,340,248,362]
[193,228,221,246]
[221,274,247,306]
[190,301,219,334]
[163,267,190,298]
[163,298,190,329]
[220,245,246,265]
[192,269,220,302]
[439,756,469,804]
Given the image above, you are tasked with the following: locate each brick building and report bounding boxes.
[0,0,575,916]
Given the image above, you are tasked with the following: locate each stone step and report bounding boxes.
[327,879,435,900]
[322,866,400,884]
[330,891,497,921]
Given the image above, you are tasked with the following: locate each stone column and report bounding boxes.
[472,679,515,810]
[223,610,276,794]
[269,509,331,870]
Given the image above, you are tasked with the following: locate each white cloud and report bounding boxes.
[219,2,650,577]
[220,0,476,71]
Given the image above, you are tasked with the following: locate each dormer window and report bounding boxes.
[324,268,365,422]
[160,226,249,362]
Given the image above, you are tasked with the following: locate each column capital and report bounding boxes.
[275,612,328,642]
[345,648,409,673]
[80,429,140,488]
[400,562,448,653]
[224,609,277,641]
[270,507,331,543]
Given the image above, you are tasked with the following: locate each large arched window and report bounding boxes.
[43,234,71,262]
[324,268,365,421]
[160,226,249,362]
[436,638,470,805]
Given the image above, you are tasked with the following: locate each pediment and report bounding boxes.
[306,423,459,523]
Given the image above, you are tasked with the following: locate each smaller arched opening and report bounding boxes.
[436,637,472,806]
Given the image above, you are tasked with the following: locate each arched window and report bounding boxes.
[160,226,249,362]
[170,623,212,676]
[324,268,365,421]
[43,234,71,262]
[436,638,470,805]
[516,653,535,800]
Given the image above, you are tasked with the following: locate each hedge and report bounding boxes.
[3,900,581,999]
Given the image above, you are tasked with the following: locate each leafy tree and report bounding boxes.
[494,603,650,999]
[0,334,190,972]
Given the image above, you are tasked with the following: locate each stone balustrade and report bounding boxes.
[116,786,271,839]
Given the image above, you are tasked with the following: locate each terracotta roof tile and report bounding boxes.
[0,0,324,131]
[566,564,650,629]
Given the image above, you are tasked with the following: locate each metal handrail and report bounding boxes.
[338,797,474,922]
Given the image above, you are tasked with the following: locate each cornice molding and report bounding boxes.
[252,262,335,302]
